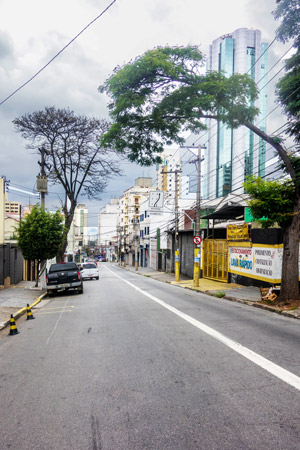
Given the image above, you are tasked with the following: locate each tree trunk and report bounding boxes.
[56,201,77,263]
[35,260,40,287]
[280,195,300,302]
[56,230,69,263]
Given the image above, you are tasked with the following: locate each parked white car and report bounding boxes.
[80,262,99,280]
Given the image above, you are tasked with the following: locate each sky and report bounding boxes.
[0,0,290,227]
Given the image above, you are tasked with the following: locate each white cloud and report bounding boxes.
[0,0,292,225]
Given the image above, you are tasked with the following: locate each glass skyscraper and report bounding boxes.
[203,28,268,200]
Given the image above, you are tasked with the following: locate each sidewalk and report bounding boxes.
[118,263,300,320]
[0,281,46,330]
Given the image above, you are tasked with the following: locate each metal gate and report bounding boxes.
[203,239,228,282]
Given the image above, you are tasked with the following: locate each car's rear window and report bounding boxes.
[83,263,97,269]
[49,263,78,272]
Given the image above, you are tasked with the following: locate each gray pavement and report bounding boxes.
[2,266,300,449]
[1,263,300,330]
[116,263,300,319]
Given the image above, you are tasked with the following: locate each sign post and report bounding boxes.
[193,236,202,287]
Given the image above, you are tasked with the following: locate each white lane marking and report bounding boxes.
[106,266,300,392]
[37,310,74,315]
[45,297,71,346]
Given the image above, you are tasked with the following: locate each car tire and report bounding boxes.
[96,277,99,280]
[79,284,84,294]
[47,289,57,296]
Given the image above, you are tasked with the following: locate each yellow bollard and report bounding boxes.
[175,250,180,282]
[193,248,200,287]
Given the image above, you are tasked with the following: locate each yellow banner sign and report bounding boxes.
[227,224,249,241]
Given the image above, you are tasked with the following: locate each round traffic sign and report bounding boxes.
[193,236,202,245]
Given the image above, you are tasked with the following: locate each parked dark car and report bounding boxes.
[46,262,83,295]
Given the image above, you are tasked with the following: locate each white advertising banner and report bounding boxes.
[229,245,283,282]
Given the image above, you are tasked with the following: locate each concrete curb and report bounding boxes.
[0,292,47,331]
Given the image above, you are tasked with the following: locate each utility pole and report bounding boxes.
[195,145,202,238]
[174,169,180,282]
[134,206,139,271]
[162,169,181,282]
[123,226,126,267]
[184,144,206,287]
[117,226,121,265]
[40,147,46,209]
[193,145,203,286]
[37,147,48,209]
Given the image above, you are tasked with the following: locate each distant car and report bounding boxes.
[80,262,99,280]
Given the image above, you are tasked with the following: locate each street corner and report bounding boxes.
[0,292,47,331]
[0,307,22,330]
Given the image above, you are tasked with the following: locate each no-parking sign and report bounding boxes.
[193,236,202,245]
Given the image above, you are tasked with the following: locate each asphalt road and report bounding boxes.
[0,263,300,450]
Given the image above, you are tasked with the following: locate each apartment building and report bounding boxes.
[118,177,152,265]
[0,178,5,244]
[5,196,22,216]
[98,198,119,261]
[67,204,88,260]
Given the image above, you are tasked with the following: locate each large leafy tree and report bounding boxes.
[98,45,298,301]
[13,107,121,262]
[99,46,259,165]
[99,46,292,171]
[17,205,64,286]
[272,0,300,301]
[244,177,295,230]
[244,176,297,305]
[274,0,300,140]
[242,0,300,303]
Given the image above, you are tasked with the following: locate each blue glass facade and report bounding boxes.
[205,29,268,200]
[244,47,256,179]
[216,38,234,197]
[258,42,268,177]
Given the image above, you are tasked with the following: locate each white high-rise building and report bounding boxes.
[156,147,198,201]
[68,204,88,258]
[204,28,268,200]
[98,198,119,249]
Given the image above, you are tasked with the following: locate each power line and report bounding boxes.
[0,0,117,107]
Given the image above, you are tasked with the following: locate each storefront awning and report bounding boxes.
[202,205,245,220]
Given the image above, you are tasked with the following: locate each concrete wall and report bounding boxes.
[180,232,194,278]
[0,244,23,287]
